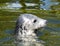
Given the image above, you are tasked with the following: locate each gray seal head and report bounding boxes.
[14,14,47,46]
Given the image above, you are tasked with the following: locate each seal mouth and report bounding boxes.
[34,27,44,33]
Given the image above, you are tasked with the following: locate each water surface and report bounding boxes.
[0,0,60,46]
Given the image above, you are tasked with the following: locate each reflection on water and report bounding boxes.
[0,0,59,10]
[40,0,59,10]
[48,19,60,24]
[0,30,14,43]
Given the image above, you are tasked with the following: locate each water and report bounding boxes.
[0,0,60,46]
[0,0,59,10]
[0,15,60,46]
[40,0,59,10]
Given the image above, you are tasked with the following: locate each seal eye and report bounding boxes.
[33,19,37,23]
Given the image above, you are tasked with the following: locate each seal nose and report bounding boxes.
[45,20,48,24]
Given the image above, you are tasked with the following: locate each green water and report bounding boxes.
[0,0,60,46]
[0,10,60,46]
